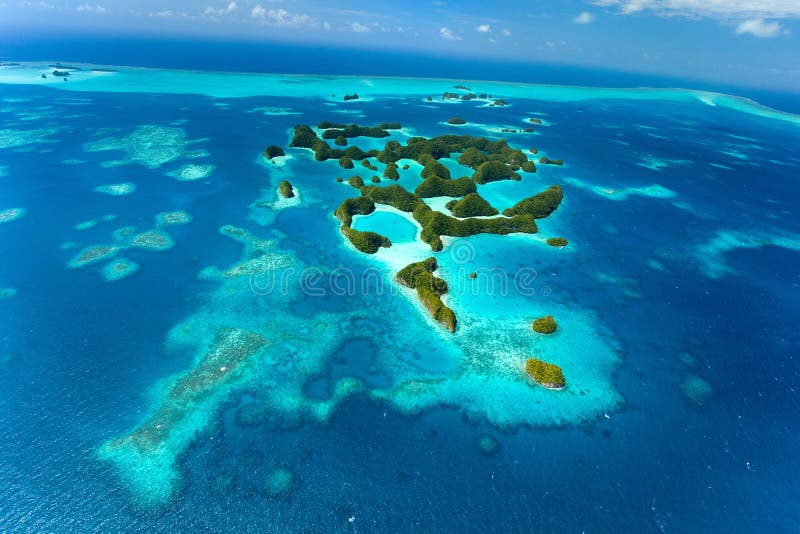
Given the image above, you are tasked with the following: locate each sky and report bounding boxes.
[1,0,799,92]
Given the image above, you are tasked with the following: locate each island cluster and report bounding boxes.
[268,116,572,390]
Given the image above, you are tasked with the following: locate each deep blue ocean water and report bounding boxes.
[0,55,799,532]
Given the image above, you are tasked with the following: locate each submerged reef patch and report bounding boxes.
[264,467,294,498]
[693,228,800,279]
[99,225,371,506]
[476,434,499,455]
[0,207,26,223]
[97,327,271,506]
[68,244,120,268]
[84,125,208,169]
[130,229,174,251]
[0,288,17,300]
[680,373,712,405]
[94,182,136,196]
[167,163,216,181]
[101,258,140,282]
[67,213,189,276]
[0,126,63,149]
[564,177,677,202]
[155,211,192,227]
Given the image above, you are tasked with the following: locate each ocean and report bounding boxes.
[0,47,798,532]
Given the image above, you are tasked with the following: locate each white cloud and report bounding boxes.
[251,6,314,26]
[204,1,236,17]
[149,9,173,17]
[735,18,787,37]
[351,22,370,32]
[251,4,265,18]
[17,1,53,9]
[574,11,595,23]
[501,28,511,36]
[440,27,461,40]
[77,3,105,13]
[589,0,800,18]
[476,24,490,32]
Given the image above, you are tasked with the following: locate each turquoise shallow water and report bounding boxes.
[0,62,799,531]
[352,210,418,243]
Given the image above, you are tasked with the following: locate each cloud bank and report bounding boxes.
[735,18,787,37]
[590,0,800,18]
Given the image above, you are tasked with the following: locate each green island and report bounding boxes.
[333,196,392,254]
[547,237,569,247]
[343,93,359,101]
[396,257,457,332]
[320,122,401,140]
[532,315,558,334]
[525,357,566,389]
[383,162,400,180]
[347,175,365,188]
[264,145,285,159]
[291,122,566,337]
[472,160,521,184]
[340,182,539,252]
[278,180,295,198]
[539,156,564,165]
[503,185,563,219]
[446,192,499,217]
[447,117,467,125]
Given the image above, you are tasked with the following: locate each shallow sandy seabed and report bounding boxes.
[3,62,800,127]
